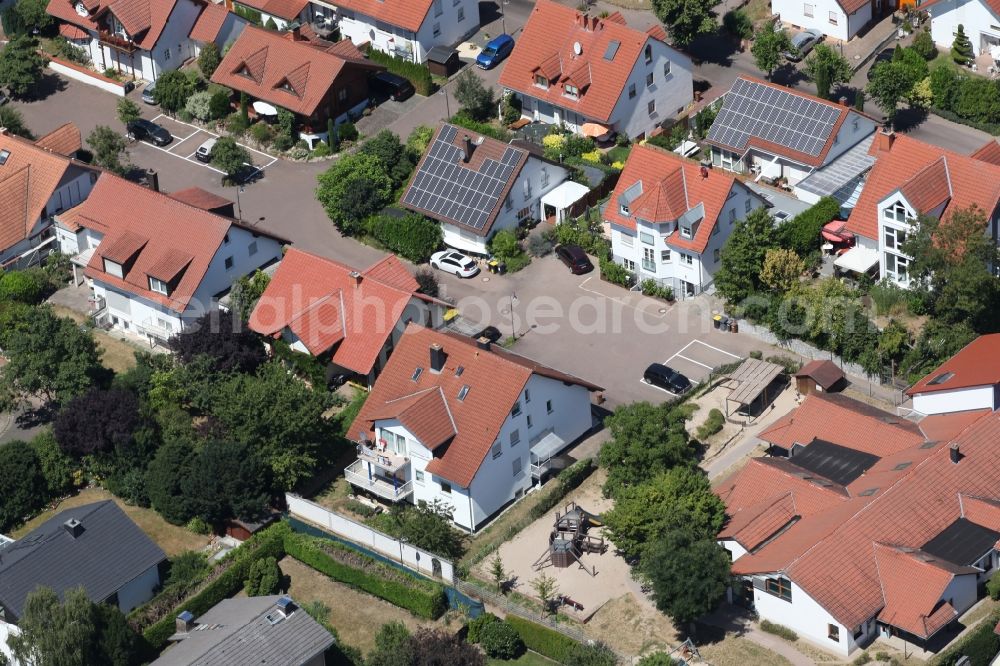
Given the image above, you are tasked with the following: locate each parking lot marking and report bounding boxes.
[577,276,671,319]
[673,354,713,370]
[692,339,741,359]
[150,114,278,173]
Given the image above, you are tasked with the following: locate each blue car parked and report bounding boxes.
[477,34,514,70]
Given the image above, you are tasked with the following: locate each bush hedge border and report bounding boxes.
[506,615,580,664]
[365,48,434,96]
[932,608,1000,665]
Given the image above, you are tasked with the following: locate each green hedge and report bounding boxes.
[776,196,840,259]
[528,458,596,521]
[933,609,1000,665]
[365,48,433,96]
[449,112,512,142]
[142,522,289,649]
[282,531,447,619]
[506,616,580,664]
[366,212,442,263]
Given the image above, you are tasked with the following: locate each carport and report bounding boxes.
[722,358,785,420]
[540,181,590,224]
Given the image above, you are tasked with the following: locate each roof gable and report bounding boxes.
[327,0,433,32]
[897,156,951,214]
[908,334,1000,396]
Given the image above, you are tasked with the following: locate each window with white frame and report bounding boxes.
[149,277,169,295]
[523,179,532,201]
[492,441,502,459]
[681,253,693,265]
[565,84,579,98]
[663,61,671,77]
[621,233,634,247]
[804,3,814,16]
[885,251,909,284]
[646,72,653,88]
[640,231,654,245]
[535,74,549,88]
[680,225,692,239]
[623,258,635,271]
[883,202,909,223]
[415,470,425,484]
[540,169,549,188]
[884,227,906,252]
[661,249,671,263]
[828,10,838,23]
[103,259,123,278]
[643,247,655,270]
[647,100,656,116]
[511,401,522,417]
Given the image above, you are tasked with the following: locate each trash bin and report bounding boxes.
[488,260,499,274]
[497,262,507,275]
[719,316,729,332]
[712,314,723,329]
[730,320,738,333]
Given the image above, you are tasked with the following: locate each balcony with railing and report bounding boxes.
[344,459,413,501]
[355,444,410,474]
[98,31,138,52]
[641,258,656,272]
[141,318,174,342]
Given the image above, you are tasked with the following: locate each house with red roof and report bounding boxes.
[0,127,100,270]
[46,0,204,81]
[347,324,601,530]
[53,174,285,344]
[838,129,1000,284]
[248,248,447,387]
[211,26,382,147]
[772,0,873,42]
[605,143,766,298]
[906,334,1000,415]
[187,2,248,55]
[717,386,1000,656]
[335,0,479,64]
[499,0,693,140]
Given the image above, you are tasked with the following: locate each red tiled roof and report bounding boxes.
[604,144,751,254]
[716,456,850,522]
[47,0,100,33]
[918,409,993,442]
[898,157,951,214]
[759,392,924,457]
[329,0,432,32]
[794,359,845,391]
[719,492,798,551]
[235,0,307,21]
[907,334,1000,396]
[248,248,427,376]
[74,174,268,312]
[960,495,1000,532]
[362,254,419,293]
[188,2,231,42]
[349,325,600,487]
[211,26,381,117]
[58,23,90,39]
[167,186,233,213]
[0,132,76,254]
[48,0,179,49]
[34,123,82,156]
[972,139,1000,165]
[873,544,966,639]
[838,0,870,14]
[498,0,682,124]
[846,134,1000,241]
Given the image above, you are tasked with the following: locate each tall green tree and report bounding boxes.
[0,35,47,97]
[751,27,790,80]
[7,587,141,666]
[154,69,193,114]
[13,0,52,31]
[229,269,271,322]
[53,387,140,457]
[652,0,716,47]
[146,439,197,525]
[210,136,252,185]
[359,129,419,187]
[804,44,852,99]
[367,622,414,666]
[0,440,47,531]
[902,206,1000,330]
[641,526,732,626]
[169,310,266,374]
[453,69,496,121]
[245,555,282,595]
[0,306,103,408]
[714,206,778,304]
[0,105,33,138]
[866,60,919,125]
[86,125,129,175]
[316,152,394,235]
[198,41,222,77]
[182,439,271,524]
[952,24,974,65]
[376,499,465,558]
[116,97,142,127]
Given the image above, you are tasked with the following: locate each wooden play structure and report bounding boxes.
[532,502,606,576]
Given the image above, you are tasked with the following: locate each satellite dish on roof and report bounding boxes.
[74,2,89,16]
[573,41,582,56]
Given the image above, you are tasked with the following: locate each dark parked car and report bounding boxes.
[867,47,896,80]
[370,71,415,102]
[127,119,171,146]
[477,34,515,69]
[643,363,692,394]
[472,326,502,343]
[555,244,594,274]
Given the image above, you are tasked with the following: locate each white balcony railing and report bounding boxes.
[344,459,413,501]
[356,444,410,474]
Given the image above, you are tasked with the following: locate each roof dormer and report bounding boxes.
[100,230,148,279]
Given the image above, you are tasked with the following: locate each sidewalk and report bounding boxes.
[700,607,817,666]
[843,13,900,72]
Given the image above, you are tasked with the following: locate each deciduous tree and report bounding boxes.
[641,526,732,626]
[0,106,32,138]
[116,97,141,127]
[229,270,271,322]
[198,41,222,77]
[804,44,852,99]
[531,572,559,614]
[169,310,266,374]
[714,207,778,304]
[751,27,790,80]
[316,152,394,235]
[367,622,414,666]
[376,499,465,559]
[210,136,252,185]
[0,35,46,97]
[652,0,717,47]
[453,69,496,121]
[760,248,805,292]
[866,60,919,125]
[0,440,47,531]
[53,388,140,457]
[154,69,193,114]
[87,125,129,175]
[182,439,271,524]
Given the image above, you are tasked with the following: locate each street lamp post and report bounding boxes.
[500,0,507,35]
[441,86,451,119]
[235,185,245,221]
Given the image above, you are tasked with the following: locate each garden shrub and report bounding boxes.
[528,233,554,257]
[776,196,840,259]
[913,29,936,60]
[449,111,512,142]
[722,8,753,40]
[226,112,249,136]
[599,257,633,287]
[639,278,673,301]
[760,620,798,641]
[489,229,530,272]
[249,122,273,145]
[366,213,442,263]
[0,269,47,304]
[344,499,378,518]
[208,90,231,120]
[311,141,332,158]
[184,91,214,121]
[566,642,617,666]
[337,121,359,142]
[933,609,1000,665]
[414,268,439,297]
[365,47,433,95]
[695,408,725,440]
[506,616,581,663]
[282,530,447,619]
[853,651,871,665]
[478,619,525,660]
[987,570,1000,600]
[244,555,281,595]
[466,612,500,644]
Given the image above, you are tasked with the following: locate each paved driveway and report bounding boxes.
[141,114,278,177]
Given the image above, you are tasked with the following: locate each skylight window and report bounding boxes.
[858,488,879,497]
[411,367,423,382]
[457,385,470,401]
[455,366,465,377]
[0,150,10,165]
[893,462,911,471]
[927,371,955,386]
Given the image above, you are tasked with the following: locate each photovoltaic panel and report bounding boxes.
[706,78,844,158]
[402,125,525,231]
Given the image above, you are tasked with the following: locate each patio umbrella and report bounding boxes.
[581,122,610,138]
[252,101,278,116]
[821,220,854,243]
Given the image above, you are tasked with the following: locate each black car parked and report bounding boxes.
[643,363,692,394]
[370,72,415,102]
[555,244,594,274]
[127,119,172,146]
[472,326,502,343]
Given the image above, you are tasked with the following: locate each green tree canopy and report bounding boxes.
[87,125,129,175]
[116,97,141,127]
[714,206,778,305]
[316,152,395,235]
[154,69,194,114]
[375,499,465,559]
[168,310,266,374]
[0,306,104,407]
[146,439,197,525]
[0,106,33,138]
[367,622,414,666]
[359,129,419,187]
[229,269,271,322]
[245,555,282,595]
[804,44,852,99]
[13,0,52,31]
[751,27,790,80]
[0,440,48,531]
[210,136,252,184]
[0,35,47,97]
[453,69,496,122]
[198,41,222,77]
[652,0,716,47]
[866,60,920,125]
[182,439,272,524]
[599,401,699,499]
[641,526,732,625]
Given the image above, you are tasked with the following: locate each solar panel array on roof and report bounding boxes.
[402,125,522,230]
[707,78,842,158]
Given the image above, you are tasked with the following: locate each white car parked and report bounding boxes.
[430,250,480,278]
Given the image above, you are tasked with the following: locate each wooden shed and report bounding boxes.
[795,360,846,395]
[426,46,460,77]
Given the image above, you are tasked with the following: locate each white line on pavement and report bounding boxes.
[674,354,714,370]
[691,339,741,359]
[578,276,670,319]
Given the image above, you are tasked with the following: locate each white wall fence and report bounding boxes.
[48,58,129,96]
[738,319,870,380]
[285,493,455,583]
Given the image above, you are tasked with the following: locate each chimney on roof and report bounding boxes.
[839,96,848,106]
[145,168,159,192]
[476,336,491,351]
[175,610,195,634]
[348,270,362,287]
[291,22,301,40]
[700,166,709,179]
[463,135,474,163]
[429,343,446,373]
[0,128,8,136]
[275,596,297,618]
[876,124,895,153]
[63,518,84,538]
[950,443,961,464]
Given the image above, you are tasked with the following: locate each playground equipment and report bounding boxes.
[532,502,606,577]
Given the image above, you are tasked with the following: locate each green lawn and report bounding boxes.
[489,651,559,666]
[606,145,632,164]
[930,50,980,76]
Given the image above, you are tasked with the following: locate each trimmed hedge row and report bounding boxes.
[365,48,434,96]
[506,616,580,664]
[932,609,1000,666]
[528,458,596,521]
[283,530,447,619]
[449,112,512,142]
[142,522,289,649]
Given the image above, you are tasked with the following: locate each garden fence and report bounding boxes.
[285,493,455,582]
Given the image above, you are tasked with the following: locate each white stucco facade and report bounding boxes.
[774,0,873,41]
[609,181,765,297]
[337,0,479,64]
[114,563,161,614]
[515,38,693,140]
[928,0,1000,57]
[912,384,998,415]
[357,373,593,531]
